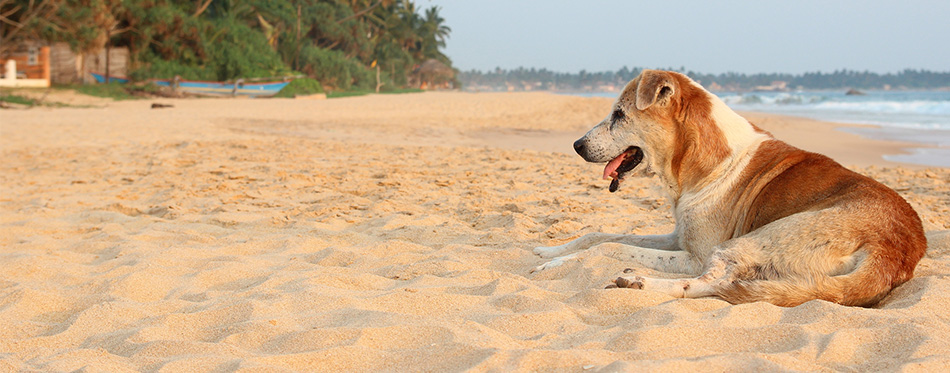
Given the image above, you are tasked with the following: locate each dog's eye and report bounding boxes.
[612,109,625,122]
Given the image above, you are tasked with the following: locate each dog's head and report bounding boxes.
[573,69,733,193]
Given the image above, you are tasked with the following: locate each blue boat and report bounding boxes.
[89,72,129,84]
[88,72,290,97]
[152,78,290,97]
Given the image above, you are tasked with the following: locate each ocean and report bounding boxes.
[571,90,950,167]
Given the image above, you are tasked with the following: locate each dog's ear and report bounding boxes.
[635,70,676,111]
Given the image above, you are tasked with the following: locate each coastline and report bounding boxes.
[737,111,939,169]
[835,126,950,168]
[1,91,948,371]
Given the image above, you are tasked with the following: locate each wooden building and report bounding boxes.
[0,41,50,87]
[2,40,129,86]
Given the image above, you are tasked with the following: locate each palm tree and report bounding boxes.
[423,6,450,48]
[414,6,450,64]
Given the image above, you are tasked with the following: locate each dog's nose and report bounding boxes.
[573,139,587,156]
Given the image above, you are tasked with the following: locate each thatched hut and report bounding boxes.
[410,59,456,90]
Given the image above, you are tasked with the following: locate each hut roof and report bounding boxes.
[413,59,454,77]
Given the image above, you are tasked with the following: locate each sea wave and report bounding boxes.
[719,94,950,116]
[719,93,826,106]
[812,100,950,115]
[717,91,950,131]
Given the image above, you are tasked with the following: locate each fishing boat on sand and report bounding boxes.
[89,72,290,97]
[88,72,129,84]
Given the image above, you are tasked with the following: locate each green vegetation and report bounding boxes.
[0,94,38,106]
[273,77,323,98]
[0,93,38,106]
[380,87,424,94]
[2,0,455,92]
[325,90,373,99]
[0,92,86,107]
[69,82,138,100]
[325,87,422,99]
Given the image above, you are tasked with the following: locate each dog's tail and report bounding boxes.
[717,249,916,307]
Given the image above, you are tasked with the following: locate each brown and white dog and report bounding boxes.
[533,69,926,307]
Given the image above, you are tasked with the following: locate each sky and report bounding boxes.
[420,0,950,74]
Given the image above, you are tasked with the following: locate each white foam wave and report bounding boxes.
[719,91,950,131]
[722,93,950,114]
[812,100,950,115]
[719,93,825,106]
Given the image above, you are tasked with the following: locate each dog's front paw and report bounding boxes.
[530,252,578,273]
[610,275,645,289]
[533,244,568,258]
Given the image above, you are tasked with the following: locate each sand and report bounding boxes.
[1,92,949,371]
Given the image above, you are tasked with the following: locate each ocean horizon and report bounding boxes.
[567,90,950,167]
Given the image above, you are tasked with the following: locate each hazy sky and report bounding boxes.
[420,0,950,74]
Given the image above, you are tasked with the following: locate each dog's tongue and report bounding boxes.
[603,152,627,180]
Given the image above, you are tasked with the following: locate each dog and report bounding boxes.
[533,69,926,307]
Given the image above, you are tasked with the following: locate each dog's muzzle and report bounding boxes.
[574,136,643,193]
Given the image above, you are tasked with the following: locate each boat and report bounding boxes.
[89,72,130,84]
[88,72,290,97]
[152,78,290,97]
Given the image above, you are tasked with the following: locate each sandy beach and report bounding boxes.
[2,91,949,371]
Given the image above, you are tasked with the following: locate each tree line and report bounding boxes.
[1,0,453,90]
[460,67,950,91]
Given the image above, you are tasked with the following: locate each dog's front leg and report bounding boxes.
[531,240,693,274]
[533,232,678,258]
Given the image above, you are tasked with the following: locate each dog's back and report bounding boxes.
[720,138,927,306]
